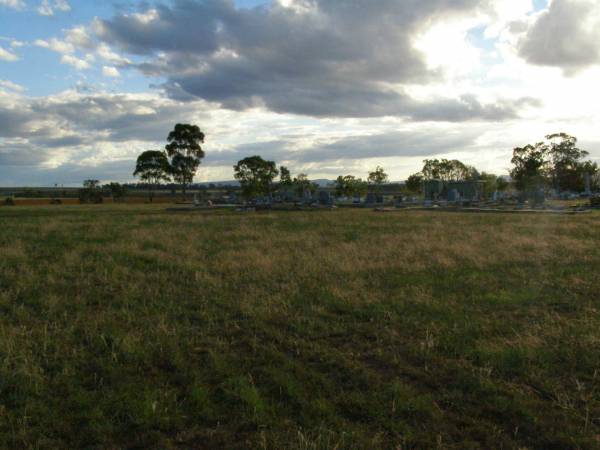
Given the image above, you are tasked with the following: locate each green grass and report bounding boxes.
[1,204,600,449]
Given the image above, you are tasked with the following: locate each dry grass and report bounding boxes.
[1,205,600,449]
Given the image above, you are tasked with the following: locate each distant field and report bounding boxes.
[1,205,599,449]
[2,197,178,206]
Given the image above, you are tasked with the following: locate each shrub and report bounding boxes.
[3,197,15,206]
[78,189,103,204]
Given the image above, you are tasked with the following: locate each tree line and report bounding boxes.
[132,124,599,202]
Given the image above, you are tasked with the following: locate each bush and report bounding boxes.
[50,199,63,205]
[78,189,104,204]
[3,197,15,206]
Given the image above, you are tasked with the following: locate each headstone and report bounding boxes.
[585,173,592,196]
[318,190,332,205]
[365,193,377,204]
[532,188,545,207]
[394,195,403,208]
[447,189,459,202]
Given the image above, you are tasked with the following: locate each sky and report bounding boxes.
[1,0,600,186]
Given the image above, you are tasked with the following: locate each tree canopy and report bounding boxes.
[233,155,279,199]
[164,124,206,197]
[421,159,477,182]
[335,175,368,198]
[404,173,423,194]
[279,166,292,187]
[134,150,171,184]
[510,133,597,192]
[293,174,318,198]
[165,124,205,159]
[367,166,389,191]
[133,150,171,201]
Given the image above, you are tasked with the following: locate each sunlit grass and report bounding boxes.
[1,205,599,449]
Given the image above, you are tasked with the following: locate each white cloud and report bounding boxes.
[102,66,120,77]
[38,0,71,16]
[35,38,75,54]
[518,0,600,74]
[0,79,24,92]
[0,0,25,9]
[60,54,90,70]
[0,46,18,61]
[64,26,94,50]
[96,43,131,66]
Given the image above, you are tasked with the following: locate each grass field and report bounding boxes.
[1,205,600,449]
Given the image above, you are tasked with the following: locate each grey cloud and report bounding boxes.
[2,92,198,145]
[0,90,210,176]
[519,0,600,73]
[94,0,534,120]
[31,135,86,148]
[0,142,49,166]
[293,129,480,163]
[0,159,136,186]
[206,127,481,169]
[163,75,530,120]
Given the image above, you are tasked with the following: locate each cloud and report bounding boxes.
[91,0,535,120]
[38,0,71,16]
[0,46,18,61]
[0,158,138,186]
[34,26,133,75]
[204,127,482,168]
[0,83,509,186]
[102,66,120,77]
[0,79,25,92]
[0,0,25,9]
[518,0,600,74]
[60,54,91,70]
[35,38,75,54]
[0,88,211,163]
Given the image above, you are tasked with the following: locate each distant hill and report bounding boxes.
[312,179,335,187]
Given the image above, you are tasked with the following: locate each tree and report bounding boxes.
[496,176,510,192]
[546,133,590,192]
[510,133,595,194]
[105,182,127,202]
[170,153,198,197]
[478,172,498,198]
[404,173,423,194]
[165,124,205,199]
[335,175,354,197]
[293,174,318,199]
[335,175,367,199]
[83,179,100,189]
[133,150,171,202]
[510,142,550,192]
[279,166,292,188]
[367,166,389,192]
[79,179,103,204]
[233,156,279,200]
[582,160,599,192]
[421,159,475,181]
